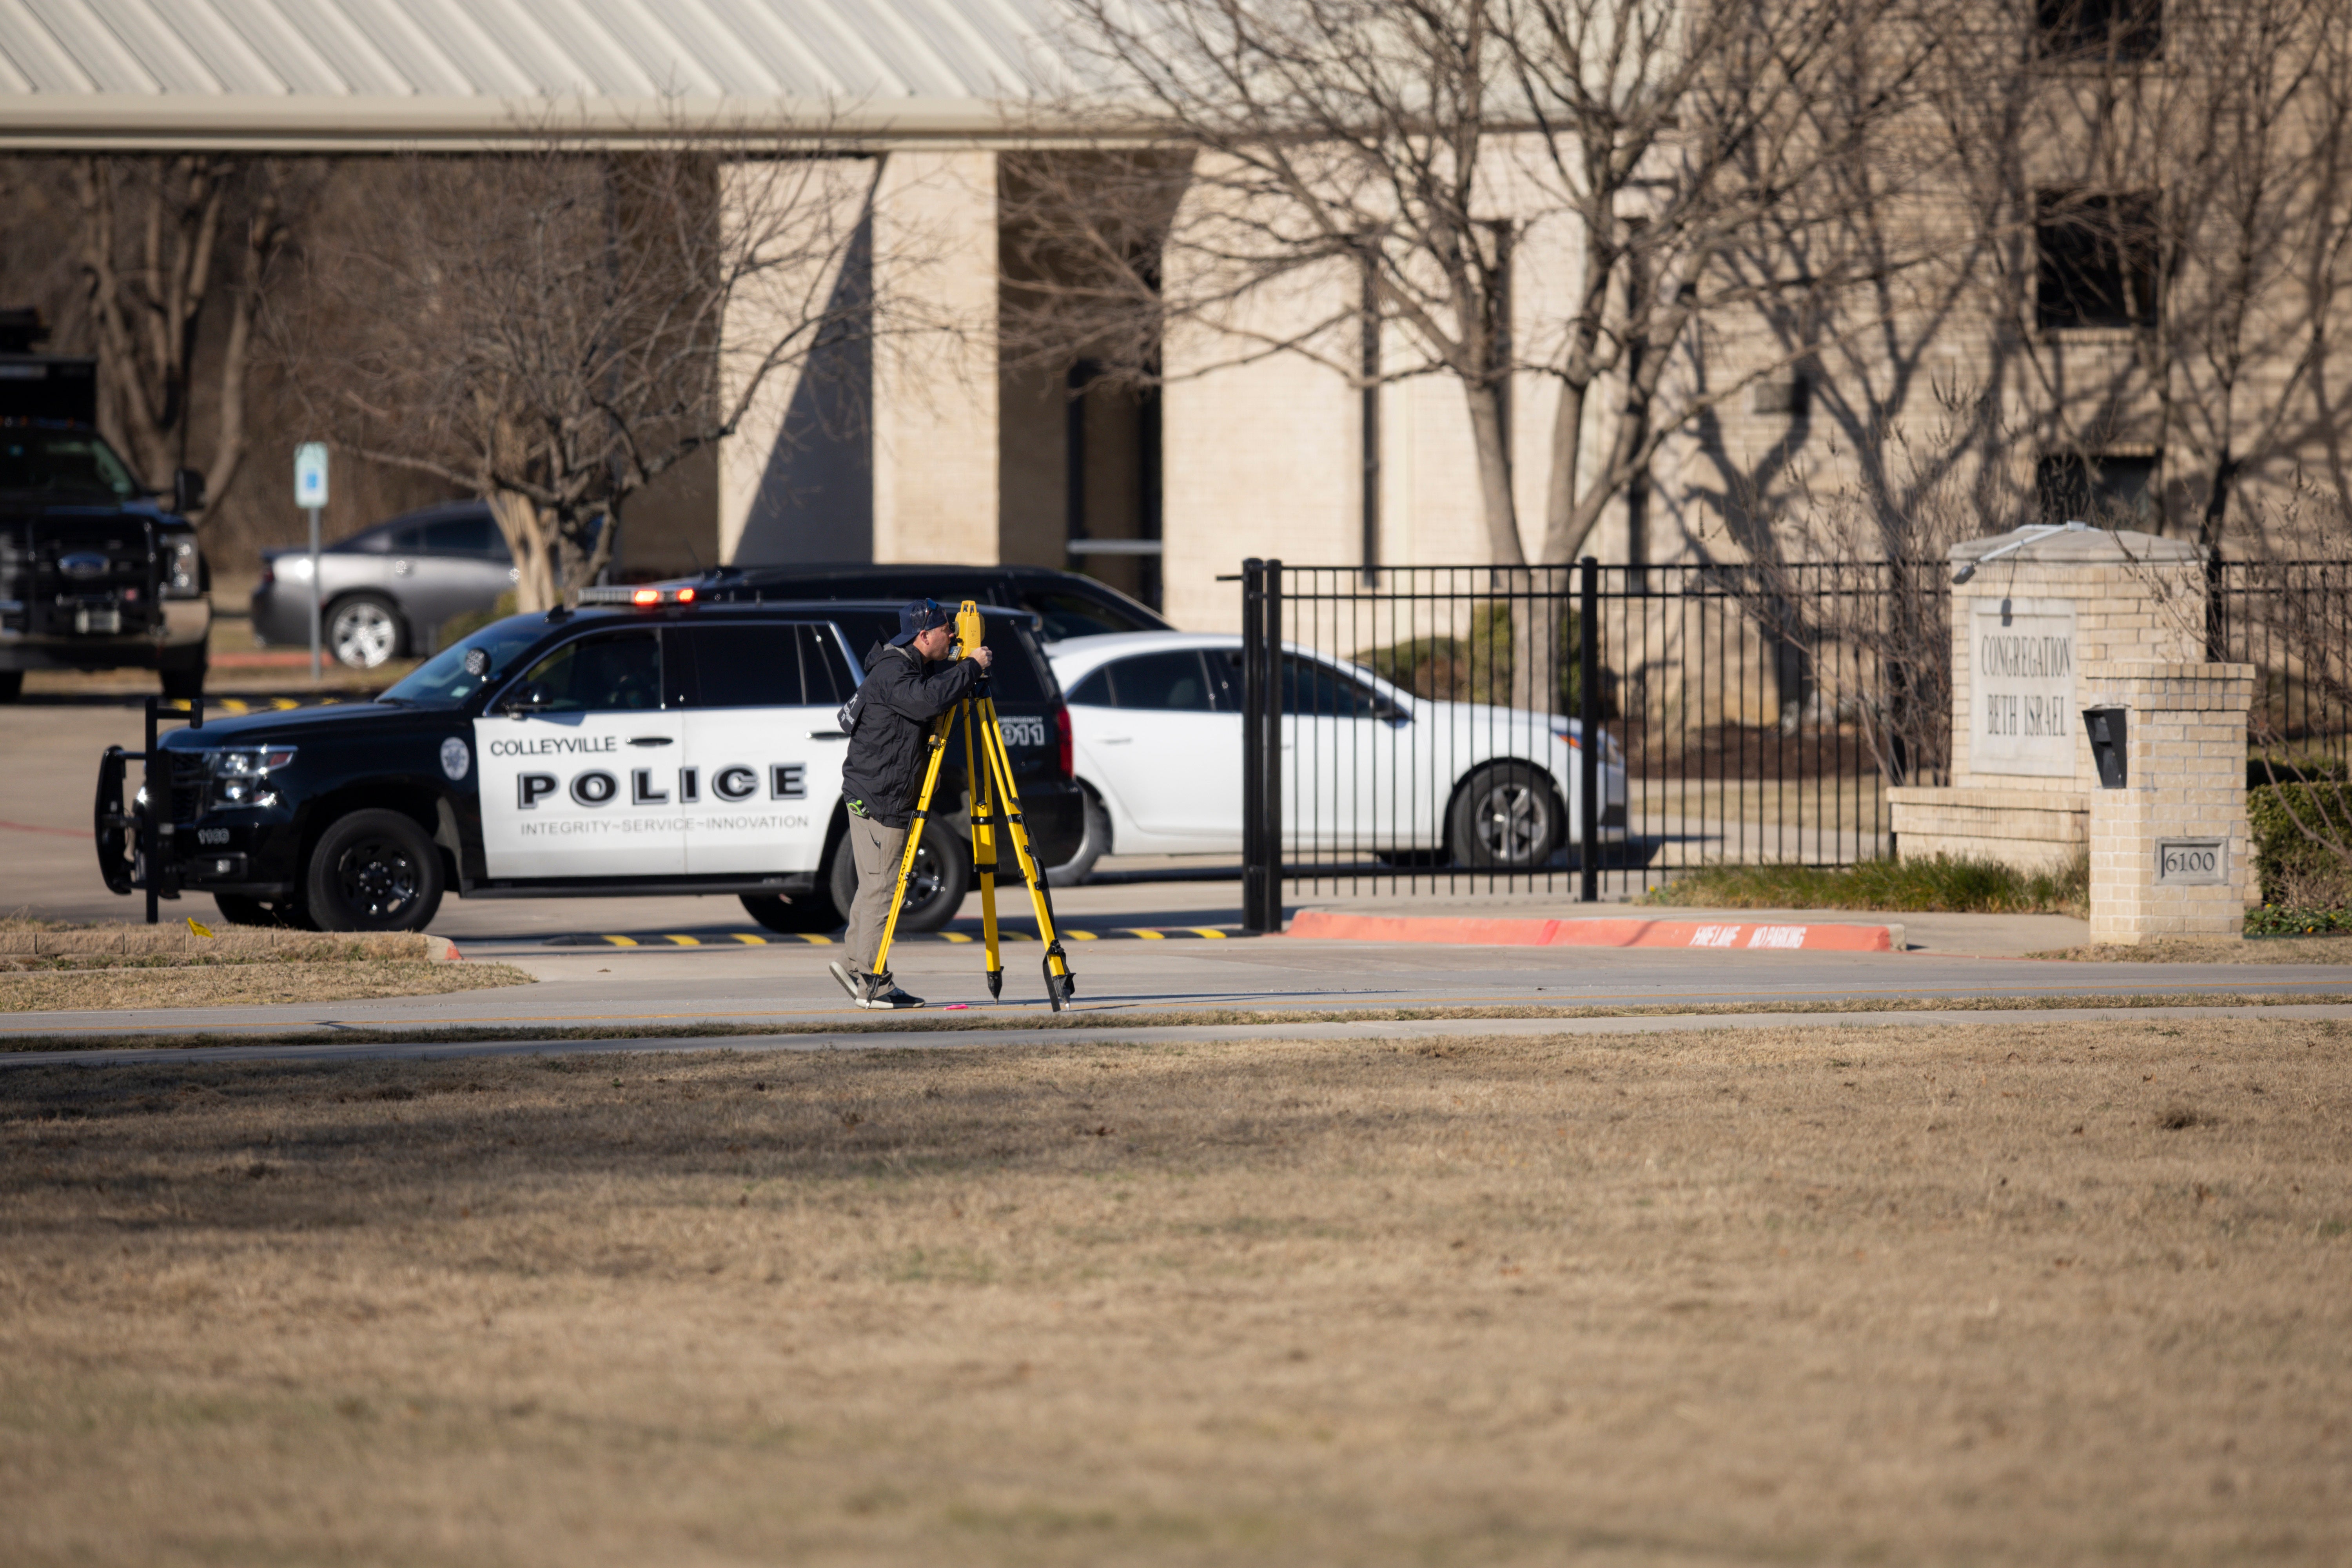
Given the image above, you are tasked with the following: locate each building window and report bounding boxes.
[2036,0,2162,61]
[2036,192,2160,330]
[2037,452,2159,527]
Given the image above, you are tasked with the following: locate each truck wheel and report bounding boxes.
[303,809,444,932]
[160,661,206,702]
[739,890,842,934]
[827,816,968,936]
[0,671,20,703]
[328,595,405,669]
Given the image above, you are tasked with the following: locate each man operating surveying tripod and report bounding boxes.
[829,599,991,1010]
[828,597,1080,1012]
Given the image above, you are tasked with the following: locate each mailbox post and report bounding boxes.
[2082,668,2253,944]
[2082,708,2128,789]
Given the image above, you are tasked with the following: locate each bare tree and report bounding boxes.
[1017,0,1930,573]
[283,129,891,610]
[1946,0,2352,547]
[1503,0,1940,564]
[0,156,296,512]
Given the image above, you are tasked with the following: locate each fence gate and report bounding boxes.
[1235,558,1922,932]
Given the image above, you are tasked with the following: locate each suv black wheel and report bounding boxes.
[1449,762,1563,870]
[303,809,445,931]
[740,889,842,934]
[827,816,968,935]
[0,670,20,703]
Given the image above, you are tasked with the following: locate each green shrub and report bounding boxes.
[2248,754,2348,791]
[1642,851,2088,916]
[1352,602,1616,715]
[2245,904,2352,937]
[1355,603,1515,704]
[2247,780,2352,907]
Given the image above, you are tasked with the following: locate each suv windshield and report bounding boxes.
[377,616,548,710]
[0,428,141,499]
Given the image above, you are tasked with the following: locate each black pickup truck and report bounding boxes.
[0,314,210,701]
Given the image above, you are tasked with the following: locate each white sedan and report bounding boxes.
[1045,632,1626,879]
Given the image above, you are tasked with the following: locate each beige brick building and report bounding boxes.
[3,0,2343,632]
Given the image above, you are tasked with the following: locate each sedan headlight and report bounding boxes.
[164,537,201,597]
[201,747,296,808]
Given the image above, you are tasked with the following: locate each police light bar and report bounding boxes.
[577,584,698,607]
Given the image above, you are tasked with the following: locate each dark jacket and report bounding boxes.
[840,642,982,827]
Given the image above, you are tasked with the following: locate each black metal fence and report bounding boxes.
[1235,558,1934,929]
[1231,555,2352,932]
[2211,560,2352,770]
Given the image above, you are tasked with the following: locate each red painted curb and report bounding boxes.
[1284,910,1898,953]
[211,651,317,669]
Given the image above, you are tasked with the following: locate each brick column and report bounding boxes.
[873,150,999,566]
[2084,663,2255,944]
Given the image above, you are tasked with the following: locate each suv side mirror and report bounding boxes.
[172,467,206,514]
[502,683,552,715]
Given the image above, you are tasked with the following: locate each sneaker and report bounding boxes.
[855,973,925,1011]
[826,960,861,1002]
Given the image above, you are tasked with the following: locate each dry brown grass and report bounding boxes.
[3,1020,2348,1566]
[2028,936,2352,964]
[0,959,533,1012]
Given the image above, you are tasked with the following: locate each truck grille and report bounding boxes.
[0,517,156,635]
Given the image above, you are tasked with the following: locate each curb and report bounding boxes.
[1284,910,1904,953]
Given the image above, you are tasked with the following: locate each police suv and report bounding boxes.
[96,590,1083,934]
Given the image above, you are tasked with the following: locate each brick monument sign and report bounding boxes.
[1887,523,2254,943]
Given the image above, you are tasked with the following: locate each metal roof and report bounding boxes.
[0,0,1098,148]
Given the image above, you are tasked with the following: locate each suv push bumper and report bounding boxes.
[93,749,301,902]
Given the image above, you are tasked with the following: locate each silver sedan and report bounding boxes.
[251,502,517,668]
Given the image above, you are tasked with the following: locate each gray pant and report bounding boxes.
[844,811,911,980]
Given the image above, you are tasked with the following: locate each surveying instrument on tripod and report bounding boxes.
[869,601,1078,1010]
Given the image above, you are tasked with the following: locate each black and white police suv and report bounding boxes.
[94,590,1083,935]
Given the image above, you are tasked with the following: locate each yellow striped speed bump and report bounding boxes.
[556,925,1241,949]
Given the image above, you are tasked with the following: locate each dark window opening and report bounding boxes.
[2036,0,2162,61]
[2036,453,2160,528]
[2036,191,2160,330]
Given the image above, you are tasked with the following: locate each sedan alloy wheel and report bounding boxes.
[1452,761,1562,869]
[329,596,403,668]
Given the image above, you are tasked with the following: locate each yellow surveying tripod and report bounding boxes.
[870,601,1078,1010]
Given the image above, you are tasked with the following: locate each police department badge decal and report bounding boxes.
[440,738,470,781]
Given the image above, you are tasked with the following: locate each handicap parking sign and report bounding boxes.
[294,442,328,508]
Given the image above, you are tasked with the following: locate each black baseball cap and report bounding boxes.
[888,597,952,647]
